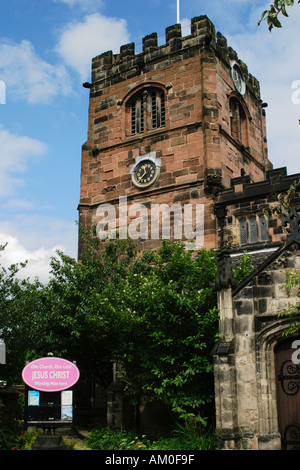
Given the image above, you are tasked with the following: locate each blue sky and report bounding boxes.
[0,0,299,282]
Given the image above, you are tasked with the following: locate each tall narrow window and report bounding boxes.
[229,97,247,145]
[151,92,158,129]
[259,215,268,241]
[249,216,258,244]
[239,218,248,245]
[151,90,165,130]
[129,87,166,136]
[131,95,144,134]
[130,102,136,135]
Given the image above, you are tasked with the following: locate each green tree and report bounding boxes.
[259,0,299,31]
[0,232,254,420]
[91,240,219,416]
[0,235,139,389]
[0,244,45,385]
[31,235,140,388]
[0,235,219,416]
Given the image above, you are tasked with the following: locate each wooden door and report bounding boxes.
[275,337,300,450]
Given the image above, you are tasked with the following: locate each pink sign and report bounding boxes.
[22,357,80,392]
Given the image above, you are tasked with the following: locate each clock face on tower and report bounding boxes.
[132,160,158,188]
[231,62,245,95]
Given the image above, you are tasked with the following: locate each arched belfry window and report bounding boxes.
[128,87,166,136]
[229,96,248,146]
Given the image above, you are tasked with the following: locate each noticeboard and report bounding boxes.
[26,388,74,426]
[22,357,80,428]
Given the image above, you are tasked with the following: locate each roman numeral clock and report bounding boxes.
[130,153,161,189]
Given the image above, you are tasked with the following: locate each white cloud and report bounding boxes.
[3,199,37,211]
[0,233,63,283]
[53,0,104,11]
[56,13,130,80]
[0,214,77,283]
[0,39,72,104]
[0,127,47,197]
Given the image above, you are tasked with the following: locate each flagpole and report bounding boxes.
[177,0,180,24]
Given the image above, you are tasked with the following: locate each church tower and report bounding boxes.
[78,15,272,253]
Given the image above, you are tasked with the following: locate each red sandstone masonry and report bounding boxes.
[79,15,271,252]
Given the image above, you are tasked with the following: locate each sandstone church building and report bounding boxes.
[78,16,300,450]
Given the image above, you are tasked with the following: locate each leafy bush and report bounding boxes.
[86,427,149,450]
[233,251,255,285]
[0,412,39,450]
[0,423,20,450]
[86,420,219,451]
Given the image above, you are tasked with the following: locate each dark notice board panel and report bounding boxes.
[25,388,73,426]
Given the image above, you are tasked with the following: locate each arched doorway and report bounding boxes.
[275,337,300,450]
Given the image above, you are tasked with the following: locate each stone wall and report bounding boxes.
[215,167,300,251]
[214,246,300,450]
[213,167,300,449]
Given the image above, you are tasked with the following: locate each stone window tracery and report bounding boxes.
[129,87,166,136]
[239,214,268,245]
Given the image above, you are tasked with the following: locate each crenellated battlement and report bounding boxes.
[90,15,260,99]
[216,167,300,208]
